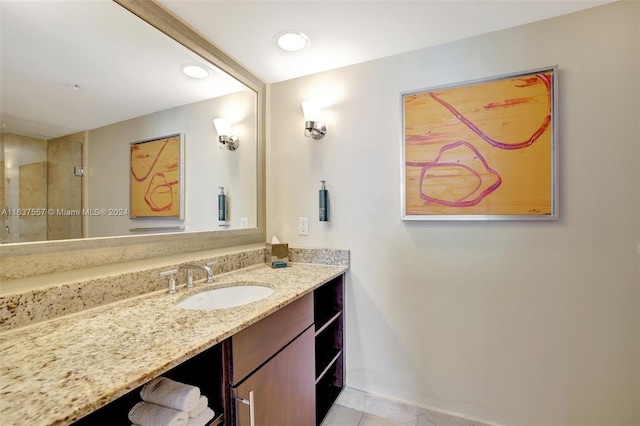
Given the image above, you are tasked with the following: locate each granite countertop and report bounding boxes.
[0,263,347,426]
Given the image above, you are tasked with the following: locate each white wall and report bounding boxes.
[86,90,257,237]
[268,2,639,425]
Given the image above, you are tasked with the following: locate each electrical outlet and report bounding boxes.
[240,217,249,228]
[298,217,309,236]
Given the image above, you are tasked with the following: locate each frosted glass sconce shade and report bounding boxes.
[213,117,231,135]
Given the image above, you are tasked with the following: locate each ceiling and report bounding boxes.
[0,0,245,139]
[0,0,614,139]
[158,0,615,83]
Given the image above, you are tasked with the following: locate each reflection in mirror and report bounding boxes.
[0,0,258,244]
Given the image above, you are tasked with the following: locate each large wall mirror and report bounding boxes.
[0,0,266,282]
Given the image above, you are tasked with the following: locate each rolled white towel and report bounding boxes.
[128,401,189,426]
[189,395,209,418]
[140,377,201,412]
[187,407,215,426]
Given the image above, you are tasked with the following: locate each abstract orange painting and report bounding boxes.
[401,67,558,220]
[130,134,184,219]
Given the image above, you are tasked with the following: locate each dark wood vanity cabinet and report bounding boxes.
[226,292,316,425]
[226,276,344,426]
[227,274,345,426]
[232,327,316,425]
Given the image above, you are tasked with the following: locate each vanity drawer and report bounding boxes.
[230,292,313,384]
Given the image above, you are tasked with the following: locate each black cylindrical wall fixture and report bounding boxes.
[319,180,328,222]
[218,186,227,226]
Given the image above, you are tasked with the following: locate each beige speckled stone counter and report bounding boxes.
[0,244,269,331]
[0,263,347,426]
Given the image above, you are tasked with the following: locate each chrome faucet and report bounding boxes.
[181,262,216,287]
[159,269,178,294]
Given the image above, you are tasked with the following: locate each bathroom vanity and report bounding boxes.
[0,255,347,426]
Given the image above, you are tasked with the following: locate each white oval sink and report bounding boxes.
[177,284,274,311]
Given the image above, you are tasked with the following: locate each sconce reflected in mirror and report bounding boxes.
[213,117,239,150]
[301,100,326,139]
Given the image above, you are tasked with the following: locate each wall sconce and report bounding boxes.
[301,100,326,139]
[213,117,239,150]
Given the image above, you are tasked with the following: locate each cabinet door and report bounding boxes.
[231,293,313,385]
[234,327,315,426]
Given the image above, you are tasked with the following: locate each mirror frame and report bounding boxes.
[0,0,266,282]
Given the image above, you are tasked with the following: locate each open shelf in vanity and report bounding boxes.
[314,275,345,425]
[71,344,225,426]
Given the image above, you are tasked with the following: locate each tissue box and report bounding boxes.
[267,242,289,265]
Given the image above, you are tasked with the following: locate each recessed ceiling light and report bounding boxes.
[181,64,209,79]
[275,30,310,52]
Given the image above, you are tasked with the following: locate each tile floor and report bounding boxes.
[321,388,494,426]
[321,403,409,426]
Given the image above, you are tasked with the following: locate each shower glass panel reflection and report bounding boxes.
[1,132,83,243]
